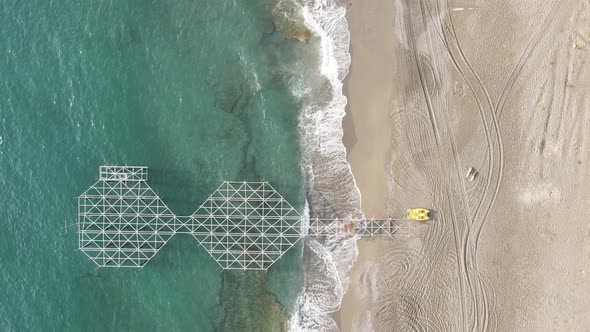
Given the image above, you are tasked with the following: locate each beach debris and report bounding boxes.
[453,82,466,97]
[466,167,478,182]
[451,7,480,11]
[573,43,586,50]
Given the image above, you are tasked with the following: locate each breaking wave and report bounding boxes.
[286,1,363,331]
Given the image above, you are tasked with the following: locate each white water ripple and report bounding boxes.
[290,1,363,331]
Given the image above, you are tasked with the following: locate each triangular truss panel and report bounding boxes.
[191,181,304,270]
[78,167,178,268]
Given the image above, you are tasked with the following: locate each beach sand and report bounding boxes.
[339,0,590,331]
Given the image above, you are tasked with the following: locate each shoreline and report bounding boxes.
[337,0,398,330]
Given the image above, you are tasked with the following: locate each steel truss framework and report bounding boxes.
[78,166,406,270]
[308,217,410,238]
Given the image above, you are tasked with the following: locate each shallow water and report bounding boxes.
[0,1,310,330]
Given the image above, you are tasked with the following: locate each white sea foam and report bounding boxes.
[288,1,363,331]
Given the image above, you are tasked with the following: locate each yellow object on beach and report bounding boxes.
[407,208,430,221]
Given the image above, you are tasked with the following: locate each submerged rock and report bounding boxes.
[272,0,313,42]
[210,63,255,114]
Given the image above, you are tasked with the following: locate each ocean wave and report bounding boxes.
[289,0,362,331]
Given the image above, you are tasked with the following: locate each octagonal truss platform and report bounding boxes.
[78,167,178,267]
[190,182,303,270]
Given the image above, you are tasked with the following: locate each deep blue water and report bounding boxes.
[0,1,309,330]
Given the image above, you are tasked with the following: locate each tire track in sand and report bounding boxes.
[406,2,473,329]
[419,0,509,329]
[435,1,560,330]
[445,3,564,329]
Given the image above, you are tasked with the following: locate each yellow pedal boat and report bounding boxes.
[407,208,430,221]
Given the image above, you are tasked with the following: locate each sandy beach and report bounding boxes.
[339,0,590,331]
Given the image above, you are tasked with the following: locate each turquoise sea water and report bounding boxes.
[0,1,310,330]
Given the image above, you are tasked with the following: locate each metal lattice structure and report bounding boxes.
[190,182,303,270]
[78,167,305,270]
[78,167,178,268]
[99,165,148,181]
[77,166,409,270]
[307,218,410,238]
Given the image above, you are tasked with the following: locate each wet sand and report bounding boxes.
[339,0,590,331]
